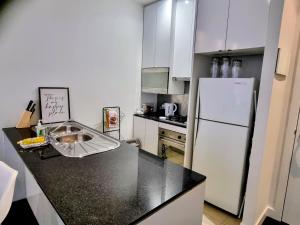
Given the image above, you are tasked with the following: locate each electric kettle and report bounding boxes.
[162,103,177,117]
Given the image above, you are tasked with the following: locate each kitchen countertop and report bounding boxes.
[134,114,187,128]
[3,127,205,225]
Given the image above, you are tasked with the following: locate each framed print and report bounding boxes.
[102,106,120,140]
[39,87,70,124]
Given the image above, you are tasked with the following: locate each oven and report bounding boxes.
[158,128,186,165]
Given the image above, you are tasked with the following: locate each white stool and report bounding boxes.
[0,161,18,224]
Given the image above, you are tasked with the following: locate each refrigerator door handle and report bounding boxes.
[194,118,200,144]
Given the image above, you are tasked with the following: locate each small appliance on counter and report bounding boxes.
[161,103,178,117]
[136,103,155,115]
[141,103,154,115]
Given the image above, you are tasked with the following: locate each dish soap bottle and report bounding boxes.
[36,120,46,137]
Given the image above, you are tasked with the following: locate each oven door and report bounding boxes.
[158,136,185,159]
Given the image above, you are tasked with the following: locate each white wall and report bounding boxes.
[269,0,300,220]
[242,0,300,224]
[241,1,284,225]
[0,0,143,140]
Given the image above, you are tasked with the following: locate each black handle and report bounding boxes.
[26,100,33,111]
[275,48,280,74]
[30,108,35,118]
[29,103,36,112]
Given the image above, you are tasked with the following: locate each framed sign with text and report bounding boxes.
[39,87,70,124]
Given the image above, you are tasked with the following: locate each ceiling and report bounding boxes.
[134,0,157,5]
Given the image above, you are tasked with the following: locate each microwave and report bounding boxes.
[141,67,169,94]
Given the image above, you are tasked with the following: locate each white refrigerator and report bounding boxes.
[192,78,255,215]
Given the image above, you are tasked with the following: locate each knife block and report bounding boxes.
[16,110,32,128]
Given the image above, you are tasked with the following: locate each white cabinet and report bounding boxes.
[143,3,157,68]
[171,0,197,79]
[226,0,269,50]
[142,0,173,68]
[144,119,159,155]
[195,0,269,53]
[155,0,173,67]
[195,0,229,53]
[133,116,159,155]
[133,116,147,150]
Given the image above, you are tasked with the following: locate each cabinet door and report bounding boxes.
[155,0,173,67]
[133,116,146,149]
[195,0,229,53]
[142,3,157,68]
[144,120,159,155]
[226,0,270,50]
[171,0,197,79]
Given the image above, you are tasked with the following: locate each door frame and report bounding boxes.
[272,33,300,221]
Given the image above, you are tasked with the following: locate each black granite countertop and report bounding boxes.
[3,127,205,225]
[134,114,187,128]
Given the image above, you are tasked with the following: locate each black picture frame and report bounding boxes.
[38,87,71,124]
[102,106,120,140]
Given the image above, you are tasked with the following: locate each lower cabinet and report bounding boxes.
[133,116,158,156]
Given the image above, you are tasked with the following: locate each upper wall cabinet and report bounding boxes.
[143,3,157,68]
[171,0,197,79]
[195,0,229,53]
[195,0,270,54]
[142,0,173,68]
[226,0,270,50]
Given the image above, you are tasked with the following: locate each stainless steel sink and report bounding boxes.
[56,133,93,144]
[49,121,120,158]
[49,125,82,135]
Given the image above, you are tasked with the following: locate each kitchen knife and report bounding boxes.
[29,103,36,112]
[30,108,35,118]
[26,100,33,111]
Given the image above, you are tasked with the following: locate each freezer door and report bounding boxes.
[198,78,254,126]
[192,119,250,215]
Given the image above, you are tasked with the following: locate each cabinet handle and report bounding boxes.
[275,48,281,74]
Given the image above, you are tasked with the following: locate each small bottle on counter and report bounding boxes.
[36,120,46,137]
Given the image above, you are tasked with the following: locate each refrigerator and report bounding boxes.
[192,78,255,215]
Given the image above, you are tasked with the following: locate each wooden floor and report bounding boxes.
[203,203,241,225]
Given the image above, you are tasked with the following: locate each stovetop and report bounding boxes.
[134,114,187,128]
[167,115,187,123]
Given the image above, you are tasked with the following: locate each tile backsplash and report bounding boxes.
[157,82,190,116]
